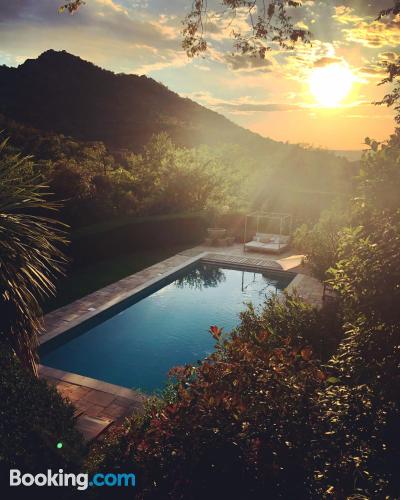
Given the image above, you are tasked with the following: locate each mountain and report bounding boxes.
[0,50,358,221]
[0,50,284,155]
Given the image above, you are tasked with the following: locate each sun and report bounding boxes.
[309,63,354,108]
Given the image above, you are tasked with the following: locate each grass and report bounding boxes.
[43,244,191,313]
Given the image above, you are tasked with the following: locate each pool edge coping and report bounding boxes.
[40,252,294,346]
[39,252,210,345]
[38,364,146,402]
[39,251,298,398]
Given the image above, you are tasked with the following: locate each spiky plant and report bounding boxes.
[0,139,67,374]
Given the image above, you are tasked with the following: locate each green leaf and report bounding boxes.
[326,376,339,384]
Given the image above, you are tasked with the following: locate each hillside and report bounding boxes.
[0,50,357,228]
[0,50,283,155]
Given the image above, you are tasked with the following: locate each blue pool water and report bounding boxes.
[40,264,293,393]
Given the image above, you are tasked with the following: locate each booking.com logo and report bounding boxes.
[10,469,136,491]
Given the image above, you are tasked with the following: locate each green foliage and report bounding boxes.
[87,304,324,499]
[358,141,400,214]
[1,114,254,227]
[70,212,208,266]
[329,140,400,329]
[122,133,246,215]
[293,206,348,280]
[0,139,66,371]
[0,344,84,473]
[59,1,85,14]
[318,138,400,497]
[238,292,343,361]
[313,380,400,498]
[183,1,309,58]
[329,214,400,329]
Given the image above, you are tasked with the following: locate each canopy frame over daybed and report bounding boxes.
[243,211,293,254]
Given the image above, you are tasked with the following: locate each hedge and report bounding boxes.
[69,212,210,266]
[69,212,255,266]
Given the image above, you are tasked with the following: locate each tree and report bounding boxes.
[182,0,309,58]
[293,206,349,281]
[373,1,400,123]
[329,140,400,329]
[59,0,85,14]
[0,140,67,373]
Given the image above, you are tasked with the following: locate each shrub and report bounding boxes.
[316,141,400,498]
[313,379,400,498]
[0,345,84,475]
[87,299,329,499]
[70,212,208,266]
[87,287,400,499]
[293,208,348,280]
[238,292,343,362]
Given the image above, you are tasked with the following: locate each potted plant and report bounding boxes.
[206,206,227,239]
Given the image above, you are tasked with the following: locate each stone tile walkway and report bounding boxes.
[285,273,324,309]
[40,242,324,441]
[40,364,146,441]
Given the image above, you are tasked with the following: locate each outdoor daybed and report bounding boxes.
[244,232,290,254]
[243,211,292,255]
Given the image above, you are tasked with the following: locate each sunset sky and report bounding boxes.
[0,0,398,150]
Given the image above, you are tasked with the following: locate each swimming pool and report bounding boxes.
[40,263,293,393]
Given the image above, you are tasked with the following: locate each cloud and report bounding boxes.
[357,63,386,78]
[96,0,128,14]
[0,0,186,74]
[356,51,399,79]
[333,5,366,26]
[378,51,398,62]
[222,103,301,112]
[339,12,400,48]
[313,56,343,68]
[223,53,274,72]
[0,0,395,150]
[184,91,301,113]
[279,40,340,81]
[345,21,400,48]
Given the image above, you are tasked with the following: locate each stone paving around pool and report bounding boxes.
[39,364,146,442]
[40,243,324,441]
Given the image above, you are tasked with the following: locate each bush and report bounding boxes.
[329,212,400,330]
[70,212,208,266]
[0,345,84,475]
[238,292,343,362]
[293,207,348,280]
[87,298,331,499]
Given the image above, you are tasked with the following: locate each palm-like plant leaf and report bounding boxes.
[0,139,67,374]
